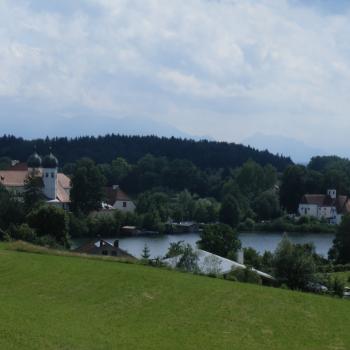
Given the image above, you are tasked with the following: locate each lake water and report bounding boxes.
[74,232,335,259]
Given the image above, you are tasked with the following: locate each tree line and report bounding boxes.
[0,134,292,171]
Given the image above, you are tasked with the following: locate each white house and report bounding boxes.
[298,189,350,225]
[0,151,71,210]
[104,185,136,213]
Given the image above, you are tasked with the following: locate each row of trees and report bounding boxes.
[65,156,281,229]
[0,134,292,171]
[92,154,350,224]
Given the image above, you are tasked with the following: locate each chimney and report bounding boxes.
[114,240,119,248]
[327,189,337,199]
[237,249,244,265]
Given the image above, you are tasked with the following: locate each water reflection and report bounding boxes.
[73,232,335,259]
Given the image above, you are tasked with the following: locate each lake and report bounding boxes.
[74,232,335,259]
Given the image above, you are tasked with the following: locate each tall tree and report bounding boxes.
[330,214,350,264]
[141,244,151,260]
[23,175,44,212]
[27,205,69,246]
[280,165,307,213]
[0,185,25,230]
[70,158,106,214]
[274,235,316,290]
[198,223,241,259]
[219,195,240,228]
[252,190,280,220]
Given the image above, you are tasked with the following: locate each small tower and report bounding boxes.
[42,150,59,200]
[327,189,337,200]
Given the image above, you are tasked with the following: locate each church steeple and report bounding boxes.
[42,148,58,169]
[42,148,58,200]
[27,146,42,169]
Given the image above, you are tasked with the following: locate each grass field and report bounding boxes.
[0,243,350,350]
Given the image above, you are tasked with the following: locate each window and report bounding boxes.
[123,202,127,208]
[111,251,117,256]
[102,250,108,256]
[46,173,49,178]
[51,173,54,178]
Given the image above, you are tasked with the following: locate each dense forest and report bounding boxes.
[0,134,292,171]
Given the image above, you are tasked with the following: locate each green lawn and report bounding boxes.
[0,244,349,350]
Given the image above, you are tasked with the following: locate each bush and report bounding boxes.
[243,247,262,269]
[226,267,262,285]
[238,218,255,231]
[27,205,69,246]
[176,244,199,273]
[274,235,316,290]
[332,277,345,298]
[88,213,119,237]
[6,224,38,243]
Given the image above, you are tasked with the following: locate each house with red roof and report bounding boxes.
[104,185,136,213]
[0,151,71,210]
[298,189,350,224]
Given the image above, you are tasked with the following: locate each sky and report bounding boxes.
[1,0,350,157]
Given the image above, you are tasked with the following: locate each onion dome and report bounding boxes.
[27,152,42,168]
[42,152,58,168]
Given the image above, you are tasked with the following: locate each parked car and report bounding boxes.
[306,282,328,293]
[343,287,350,299]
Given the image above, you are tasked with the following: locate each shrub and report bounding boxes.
[176,244,199,273]
[6,224,38,243]
[227,267,262,285]
[332,277,345,298]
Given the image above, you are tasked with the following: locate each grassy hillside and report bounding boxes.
[0,244,349,350]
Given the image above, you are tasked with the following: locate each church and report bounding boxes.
[0,151,71,210]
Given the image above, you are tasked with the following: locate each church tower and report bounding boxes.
[42,151,59,200]
[27,149,42,175]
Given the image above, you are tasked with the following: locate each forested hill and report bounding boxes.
[0,134,292,170]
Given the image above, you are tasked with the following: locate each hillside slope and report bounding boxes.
[0,246,349,350]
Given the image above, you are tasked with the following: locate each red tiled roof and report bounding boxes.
[74,239,135,259]
[58,173,71,189]
[10,162,28,171]
[0,170,71,203]
[56,184,70,203]
[105,186,132,205]
[0,170,29,187]
[301,194,350,214]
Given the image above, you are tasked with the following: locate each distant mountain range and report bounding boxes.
[242,133,329,164]
[1,113,206,140]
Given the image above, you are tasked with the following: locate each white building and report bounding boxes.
[298,189,350,225]
[104,185,136,213]
[163,249,274,280]
[0,151,71,210]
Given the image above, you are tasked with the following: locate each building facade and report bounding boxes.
[104,185,136,213]
[298,189,350,224]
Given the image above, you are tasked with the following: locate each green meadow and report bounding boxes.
[0,243,349,350]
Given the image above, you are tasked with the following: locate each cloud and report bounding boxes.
[1,0,350,150]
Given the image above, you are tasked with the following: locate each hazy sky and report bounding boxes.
[1,0,350,150]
